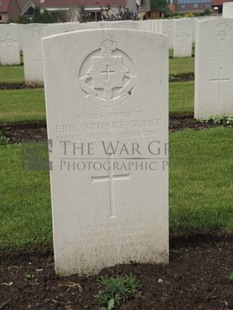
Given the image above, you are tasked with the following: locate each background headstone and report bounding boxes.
[45,22,91,37]
[100,21,139,30]
[223,2,233,18]
[174,19,193,58]
[195,19,233,118]
[160,19,175,49]
[43,29,169,275]
[0,24,20,65]
[21,24,46,85]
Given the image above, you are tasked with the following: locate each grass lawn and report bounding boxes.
[0,143,51,252]
[170,57,194,75]
[0,56,194,84]
[0,65,24,84]
[0,82,193,123]
[0,127,232,252]
[170,81,194,115]
[0,89,45,123]
[170,127,233,235]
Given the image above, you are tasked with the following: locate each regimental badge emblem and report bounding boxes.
[79,40,136,107]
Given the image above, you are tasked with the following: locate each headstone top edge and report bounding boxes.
[42,28,168,42]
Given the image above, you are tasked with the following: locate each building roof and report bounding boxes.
[0,0,11,13]
[0,0,40,13]
[17,0,40,11]
[212,0,231,5]
[39,0,128,9]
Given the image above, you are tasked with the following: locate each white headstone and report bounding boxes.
[0,24,20,65]
[43,29,169,275]
[145,20,152,32]
[138,20,159,33]
[45,22,86,37]
[138,20,145,31]
[174,19,193,58]
[195,19,233,118]
[191,18,196,43]
[21,24,46,85]
[102,21,139,30]
[223,2,233,18]
[152,20,159,33]
[160,19,175,49]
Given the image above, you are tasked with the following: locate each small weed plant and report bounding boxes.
[227,271,233,282]
[0,132,9,145]
[97,274,141,310]
[200,115,233,125]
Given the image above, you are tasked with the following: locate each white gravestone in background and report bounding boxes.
[45,22,87,37]
[21,24,46,85]
[0,24,20,65]
[174,19,193,58]
[138,20,159,33]
[160,19,175,49]
[223,2,233,18]
[100,21,139,30]
[191,18,196,44]
[43,29,169,275]
[195,19,233,118]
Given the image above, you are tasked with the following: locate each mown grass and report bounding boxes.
[170,57,194,75]
[170,127,233,235]
[0,56,194,85]
[0,127,232,252]
[0,143,51,252]
[170,81,194,115]
[0,82,193,123]
[0,66,24,84]
[0,89,45,123]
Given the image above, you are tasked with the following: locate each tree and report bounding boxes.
[150,0,169,14]
[17,15,30,24]
[32,7,56,23]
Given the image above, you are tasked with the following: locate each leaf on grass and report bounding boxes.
[228,271,233,282]
[108,298,115,309]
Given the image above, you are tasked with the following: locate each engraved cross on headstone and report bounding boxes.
[92,155,130,218]
[211,66,231,104]
[101,64,115,82]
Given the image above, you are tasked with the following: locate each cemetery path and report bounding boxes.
[1,118,232,144]
[1,235,233,310]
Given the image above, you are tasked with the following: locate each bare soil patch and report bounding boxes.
[1,235,233,310]
[0,117,232,144]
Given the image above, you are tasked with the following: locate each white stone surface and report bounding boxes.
[0,24,20,65]
[174,19,193,58]
[18,24,24,52]
[195,19,233,118]
[223,2,233,18]
[190,18,196,43]
[101,21,139,30]
[160,19,175,49]
[137,20,146,31]
[138,20,159,32]
[45,22,89,37]
[21,24,46,85]
[43,29,169,275]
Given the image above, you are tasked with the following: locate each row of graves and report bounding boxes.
[1,17,232,119]
[0,15,232,275]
